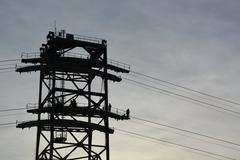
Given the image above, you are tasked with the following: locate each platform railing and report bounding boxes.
[20,52,130,71]
[26,103,53,110]
[21,52,40,59]
[73,34,103,44]
[63,52,90,59]
[52,30,105,45]
[55,131,67,140]
[107,58,130,71]
[26,103,38,110]
[26,102,89,109]
[25,102,128,117]
[110,107,128,117]
[21,52,90,60]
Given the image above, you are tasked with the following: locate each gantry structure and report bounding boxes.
[16,30,130,160]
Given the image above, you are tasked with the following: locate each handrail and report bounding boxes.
[20,52,130,71]
[21,52,90,60]
[55,130,67,139]
[109,107,126,116]
[64,52,90,59]
[25,102,129,117]
[53,30,104,44]
[26,103,52,110]
[26,103,38,110]
[107,58,130,71]
[73,34,103,44]
[21,52,40,59]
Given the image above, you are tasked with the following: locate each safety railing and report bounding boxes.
[26,103,53,110]
[53,30,104,44]
[63,52,90,59]
[21,52,90,60]
[73,34,103,44]
[20,52,130,71]
[54,131,67,142]
[110,107,128,117]
[26,102,88,109]
[21,52,40,59]
[25,102,129,117]
[26,103,38,110]
[107,58,130,71]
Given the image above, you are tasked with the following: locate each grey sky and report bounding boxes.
[0,0,240,160]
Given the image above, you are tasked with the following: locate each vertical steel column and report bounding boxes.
[88,77,92,160]
[50,68,56,160]
[103,41,110,160]
[35,70,43,160]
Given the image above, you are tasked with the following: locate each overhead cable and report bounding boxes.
[116,128,236,160]
[0,122,16,126]
[130,119,240,152]
[0,59,20,63]
[0,107,25,112]
[1,106,239,148]
[131,71,240,106]
[0,67,15,71]
[132,116,240,147]
[123,77,240,117]
[129,73,239,111]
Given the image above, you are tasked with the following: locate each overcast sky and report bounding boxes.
[0,0,240,160]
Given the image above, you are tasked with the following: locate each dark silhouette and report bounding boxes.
[126,109,130,118]
[70,99,77,107]
[16,30,130,160]
[108,103,112,112]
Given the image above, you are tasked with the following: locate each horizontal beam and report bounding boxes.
[55,87,105,97]
[21,56,129,73]
[16,65,122,82]
[17,119,114,134]
[27,106,130,120]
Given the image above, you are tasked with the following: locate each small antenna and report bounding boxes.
[54,20,57,34]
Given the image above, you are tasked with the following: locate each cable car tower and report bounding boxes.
[16,30,130,160]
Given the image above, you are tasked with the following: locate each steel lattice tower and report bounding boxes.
[16,30,130,160]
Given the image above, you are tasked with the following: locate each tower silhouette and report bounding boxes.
[16,30,130,160]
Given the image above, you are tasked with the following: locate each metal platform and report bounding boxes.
[16,64,122,82]
[17,119,114,133]
[26,104,130,120]
[19,52,130,73]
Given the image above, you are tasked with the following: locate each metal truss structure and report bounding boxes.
[16,30,130,160]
